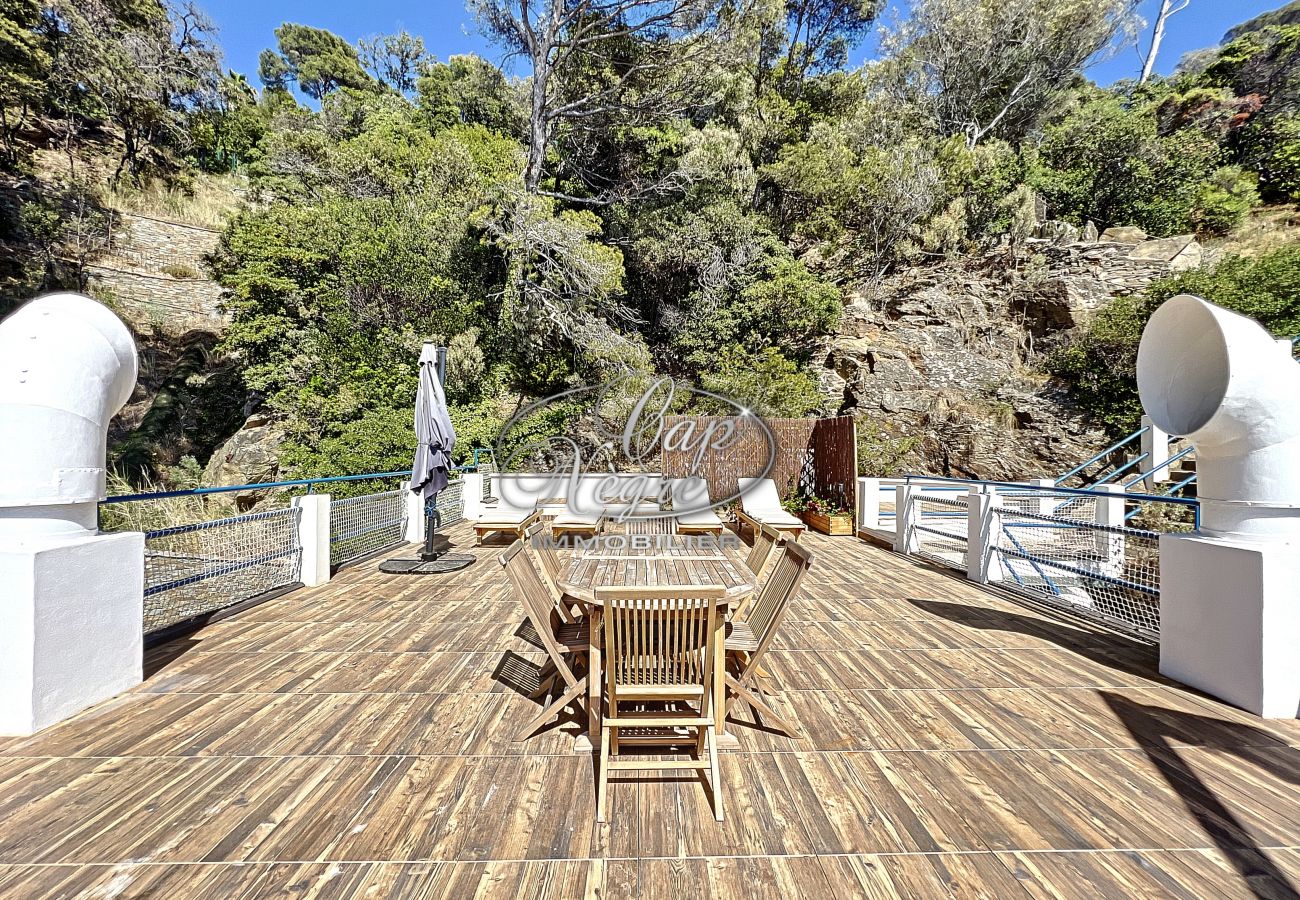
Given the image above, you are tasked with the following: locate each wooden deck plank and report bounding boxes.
[1,523,1299,898]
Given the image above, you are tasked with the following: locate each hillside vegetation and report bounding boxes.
[2,0,1298,483]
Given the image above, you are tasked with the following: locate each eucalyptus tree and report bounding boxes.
[358,30,427,95]
[44,0,222,179]
[881,0,1140,147]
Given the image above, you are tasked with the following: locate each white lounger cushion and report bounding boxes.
[475,502,536,525]
[737,477,804,527]
[674,507,723,527]
[670,478,722,526]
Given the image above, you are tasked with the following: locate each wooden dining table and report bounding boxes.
[557,533,755,749]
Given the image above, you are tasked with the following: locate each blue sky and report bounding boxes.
[202,0,1286,90]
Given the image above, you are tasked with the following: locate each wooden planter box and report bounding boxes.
[801,510,854,535]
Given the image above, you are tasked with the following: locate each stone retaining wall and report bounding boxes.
[86,213,227,335]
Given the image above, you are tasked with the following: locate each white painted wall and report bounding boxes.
[1138,295,1300,718]
[0,294,144,735]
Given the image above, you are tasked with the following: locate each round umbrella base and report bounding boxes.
[379,554,475,575]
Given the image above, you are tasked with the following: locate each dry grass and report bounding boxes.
[100,470,239,534]
[1203,203,1300,260]
[104,172,246,230]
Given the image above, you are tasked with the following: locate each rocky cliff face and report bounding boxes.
[819,232,1202,479]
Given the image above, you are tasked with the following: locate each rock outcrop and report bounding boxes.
[202,414,287,509]
[820,230,1202,479]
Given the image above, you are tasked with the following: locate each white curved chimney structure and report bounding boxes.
[0,293,144,736]
[1138,294,1300,538]
[1138,294,1300,719]
[0,293,138,536]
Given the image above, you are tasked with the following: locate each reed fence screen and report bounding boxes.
[661,415,857,519]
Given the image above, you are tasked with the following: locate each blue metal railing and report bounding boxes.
[1167,472,1197,496]
[903,474,1200,529]
[1122,444,1194,490]
[1090,452,1149,487]
[101,463,479,506]
[1054,425,1148,486]
[102,470,413,504]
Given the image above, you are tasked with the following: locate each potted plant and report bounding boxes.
[799,494,854,535]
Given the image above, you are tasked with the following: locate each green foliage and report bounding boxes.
[629,198,840,370]
[0,0,50,166]
[1050,246,1300,433]
[358,30,426,95]
[24,0,1294,487]
[856,419,922,476]
[1192,166,1260,235]
[698,346,826,417]
[1251,114,1300,201]
[260,23,373,100]
[416,55,523,136]
[41,0,223,180]
[1027,87,1251,236]
[212,106,522,476]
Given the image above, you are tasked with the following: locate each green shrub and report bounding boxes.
[1192,166,1260,235]
[1049,246,1300,433]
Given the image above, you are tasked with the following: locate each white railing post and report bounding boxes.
[293,494,332,587]
[966,486,993,583]
[1140,415,1170,490]
[1032,478,1056,515]
[1093,483,1127,578]
[857,477,880,531]
[894,485,919,554]
[404,490,424,543]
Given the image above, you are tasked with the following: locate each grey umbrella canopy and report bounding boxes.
[410,342,456,501]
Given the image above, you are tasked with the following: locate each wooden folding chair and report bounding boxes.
[525,521,578,623]
[622,517,677,536]
[725,541,813,738]
[500,541,589,740]
[595,585,726,822]
[745,523,782,578]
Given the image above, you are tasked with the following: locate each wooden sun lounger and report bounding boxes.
[668,478,725,536]
[736,478,806,539]
[473,507,541,545]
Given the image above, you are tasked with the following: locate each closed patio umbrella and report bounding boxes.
[411,342,456,502]
[380,342,474,574]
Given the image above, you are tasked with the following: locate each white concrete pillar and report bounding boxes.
[1161,535,1300,717]
[0,530,144,735]
[1092,484,1127,578]
[1140,415,1171,491]
[857,478,881,531]
[405,490,425,543]
[293,494,331,587]
[894,485,919,554]
[965,486,1003,584]
[461,473,484,521]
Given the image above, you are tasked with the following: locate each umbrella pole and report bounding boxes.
[420,502,442,561]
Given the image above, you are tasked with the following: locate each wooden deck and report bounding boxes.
[2,525,1300,899]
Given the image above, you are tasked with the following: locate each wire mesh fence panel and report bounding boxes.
[143,507,302,635]
[436,478,464,527]
[912,493,970,571]
[330,489,407,568]
[992,490,1165,639]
